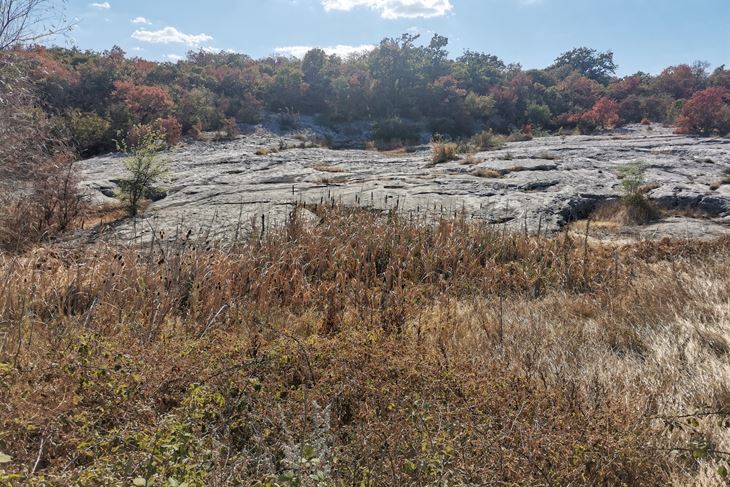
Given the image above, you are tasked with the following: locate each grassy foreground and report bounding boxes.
[0,207,729,486]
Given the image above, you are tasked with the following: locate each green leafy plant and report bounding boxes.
[117,129,169,217]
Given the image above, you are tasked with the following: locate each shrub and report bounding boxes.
[67,110,112,156]
[188,122,204,140]
[590,97,621,128]
[526,103,552,128]
[222,117,240,140]
[372,118,421,149]
[470,129,505,151]
[615,161,658,224]
[507,125,533,142]
[674,87,730,136]
[127,117,182,149]
[117,129,169,217]
[576,116,598,135]
[431,143,458,164]
[112,80,174,124]
[464,92,496,120]
[278,108,300,131]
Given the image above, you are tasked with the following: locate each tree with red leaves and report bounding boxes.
[657,64,706,99]
[675,87,730,136]
[112,80,174,124]
[590,97,621,128]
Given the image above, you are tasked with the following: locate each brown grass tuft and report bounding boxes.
[473,167,503,178]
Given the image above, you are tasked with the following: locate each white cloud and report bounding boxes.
[274,44,375,59]
[321,0,452,19]
[131,16,151,25]
[165,54,184,62]
[90,2,111,9]
[131,27,213,46]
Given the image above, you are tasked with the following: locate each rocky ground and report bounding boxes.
[77,124,730,243]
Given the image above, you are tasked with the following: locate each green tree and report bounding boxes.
[551,47,617,85]
[117,129,168,217]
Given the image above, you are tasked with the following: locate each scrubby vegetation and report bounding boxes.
[2,37,728,163]
[431,142,458,164]
[1,206,729,485]
[2,4,729,485]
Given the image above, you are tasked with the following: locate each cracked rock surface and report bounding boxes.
[77,124,730,242]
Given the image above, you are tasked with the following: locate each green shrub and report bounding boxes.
[117,129,169,217]
[614,161,659,224]
[465,92,496,120]
[470,129,506,151]
[67,110,112,156]
[373,118,421,149]
[526,103,552,128]
[278,108,300,131]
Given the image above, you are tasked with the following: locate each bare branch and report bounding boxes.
[0,0,71,51]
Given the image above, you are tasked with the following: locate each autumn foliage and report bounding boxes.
[675,87,730,136]
[112,80,174,124]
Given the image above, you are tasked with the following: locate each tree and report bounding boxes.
[118,129,169,217]
[453,50,506,94]
[551,47,617,84]
[675,87,730,136]
[656,64,707,99]
[0,0,71,50]
[590,97,621,128]
[112,80,174,124]
[526,103,552,127]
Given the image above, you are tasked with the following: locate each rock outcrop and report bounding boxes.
[78,124,730,243]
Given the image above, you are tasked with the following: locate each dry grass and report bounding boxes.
[710,176,730,191]
[310,164,345,173]
[0,206,729,485]
[460,154,481,165]
[472,167,503,178]
[431,143,458,164]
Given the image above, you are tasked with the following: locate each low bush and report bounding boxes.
[2,207,730,485]
[674,87,730,136]
[66,110,113,156]
[432,142,458,163]
[118,129,169,217]
[372,117,421,149]
[470,129,506,151]
[278,108,300,131]
[127,117,182,149]
[594,161,659,225]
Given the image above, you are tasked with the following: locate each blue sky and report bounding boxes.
[66,0,729,75]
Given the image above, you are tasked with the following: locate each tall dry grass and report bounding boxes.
[0,206,728,485]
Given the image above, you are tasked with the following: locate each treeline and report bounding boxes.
[11,34,730,156]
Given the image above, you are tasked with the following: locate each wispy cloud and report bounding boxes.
[164,54,184,62]
[131,27,213,46]
[90,2,111,9]
[274,44,375,59]
[131,16,151,25]
[321,0,453,19]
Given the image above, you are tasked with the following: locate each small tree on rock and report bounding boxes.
[117,129,168,217]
